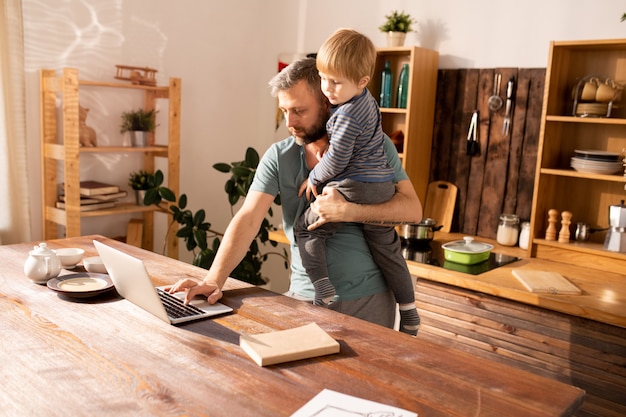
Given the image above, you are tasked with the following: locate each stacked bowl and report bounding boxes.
[570,150,623,175]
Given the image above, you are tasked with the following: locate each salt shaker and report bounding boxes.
[519,222,531,250]
[497,214,520,246]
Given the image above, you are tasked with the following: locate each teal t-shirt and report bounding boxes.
[250,136,409,300]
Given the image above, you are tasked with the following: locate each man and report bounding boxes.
[167,58,422,328]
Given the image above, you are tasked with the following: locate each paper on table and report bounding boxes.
[290,389,417,417]
[512,269,582,295]
[239,322,340,366]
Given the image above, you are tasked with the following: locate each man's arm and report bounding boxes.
[167,190,275,303]
[308,178,422,230]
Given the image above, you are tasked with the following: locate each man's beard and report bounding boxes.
[293,110,328,146]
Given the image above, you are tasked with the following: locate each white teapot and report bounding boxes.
[24,242,61,284]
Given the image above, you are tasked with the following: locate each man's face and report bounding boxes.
[277,80,329,145]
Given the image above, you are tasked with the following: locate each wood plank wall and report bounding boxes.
[430,68,546,239]
[415,279,626,417]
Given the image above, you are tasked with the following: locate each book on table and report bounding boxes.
[239,322,340,366]
[78,181,120,196]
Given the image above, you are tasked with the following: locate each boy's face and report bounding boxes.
[318,71,369,106]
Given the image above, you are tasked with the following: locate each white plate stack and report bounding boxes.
[570,150,623,174]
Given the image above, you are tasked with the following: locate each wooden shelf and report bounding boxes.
[369,46,439,202]
[528,39,626,274]
[40,68,181,258]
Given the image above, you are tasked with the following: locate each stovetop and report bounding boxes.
[401,239,521,275]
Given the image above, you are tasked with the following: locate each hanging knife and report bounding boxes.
[502,76,515,136]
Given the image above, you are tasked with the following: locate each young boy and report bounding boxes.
[295,28,420,335]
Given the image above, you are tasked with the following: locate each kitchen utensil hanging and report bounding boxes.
[488,73,503,112]
[502,76,516,136]
[466,110,479,156]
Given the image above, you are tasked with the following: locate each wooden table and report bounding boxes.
[0,235,584,416]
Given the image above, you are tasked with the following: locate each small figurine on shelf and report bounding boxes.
[114,65,157,86]
[79,105,97,147]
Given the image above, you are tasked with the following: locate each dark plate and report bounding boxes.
[47,273,114,298]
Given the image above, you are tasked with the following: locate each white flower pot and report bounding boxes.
[386,32,406,47]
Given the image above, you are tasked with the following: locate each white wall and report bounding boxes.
[20,0,626,290]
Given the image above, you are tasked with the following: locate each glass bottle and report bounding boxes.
[496,214,520,246]
[396,63,409,108]
[379,60,392,108]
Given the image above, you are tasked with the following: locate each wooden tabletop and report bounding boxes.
[0,235,584,416]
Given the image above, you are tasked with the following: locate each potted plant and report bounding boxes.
[120,108,157,147]
[128,169,155,205]
[143,148,288,285]
[379,10,415,47]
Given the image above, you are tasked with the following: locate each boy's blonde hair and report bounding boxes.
[316,28,376,84]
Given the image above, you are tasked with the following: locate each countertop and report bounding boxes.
[269,230,626,328]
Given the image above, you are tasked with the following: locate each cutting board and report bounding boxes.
[512,270,582,295]
[423,181,458,233]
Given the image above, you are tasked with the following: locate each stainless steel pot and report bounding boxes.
[400,218,442,243]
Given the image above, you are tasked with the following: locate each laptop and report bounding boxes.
[93,240,232,324]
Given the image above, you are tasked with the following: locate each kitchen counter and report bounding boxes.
[269,230,626,328]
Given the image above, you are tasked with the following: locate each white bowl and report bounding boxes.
[56,248,85,268]
[83,256,107,274]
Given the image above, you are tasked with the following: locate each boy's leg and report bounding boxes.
[295,207,342,305]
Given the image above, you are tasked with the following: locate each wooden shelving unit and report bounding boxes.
[368,46,439,203]
[529,39,626,273]
[40,68,181,258]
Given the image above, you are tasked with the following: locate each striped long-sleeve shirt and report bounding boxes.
[309,88,395,187]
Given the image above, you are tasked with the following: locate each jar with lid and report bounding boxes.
[496,214,520,246]
[518,221,530,250]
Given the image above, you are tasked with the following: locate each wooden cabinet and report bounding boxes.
[368,46,439,203]
[529,39,626,273]
[40,68,180,257]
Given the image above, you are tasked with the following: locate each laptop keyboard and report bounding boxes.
[156,288,205,318]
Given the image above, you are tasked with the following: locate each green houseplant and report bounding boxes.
[379,10,415,47]
[120,108,157,147]
[144,147,287,285]
[128,169,155,205]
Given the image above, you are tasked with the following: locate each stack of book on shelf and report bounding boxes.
[56,181,128,212]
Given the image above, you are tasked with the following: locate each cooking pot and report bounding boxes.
[441,236,493,265]
[400,218,442,243]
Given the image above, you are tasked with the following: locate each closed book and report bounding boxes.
[55,201,116,212]
[58,195,103,205]
[87,190,128,201]
[240,322,340,366]
[78,181,120,196]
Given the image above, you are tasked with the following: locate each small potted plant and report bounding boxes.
[120,108,157,147]
[379,10,415,47]
[128,170,155,205]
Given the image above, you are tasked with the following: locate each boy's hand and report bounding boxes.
[298,179,319,201]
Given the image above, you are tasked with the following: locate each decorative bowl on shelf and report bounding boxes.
[572,75,623,117]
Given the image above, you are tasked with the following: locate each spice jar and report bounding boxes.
[519,222,530,250]
[497,214,520,246]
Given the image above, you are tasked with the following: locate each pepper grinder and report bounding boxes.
[558,211,572,243]
[545,209,559,241]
